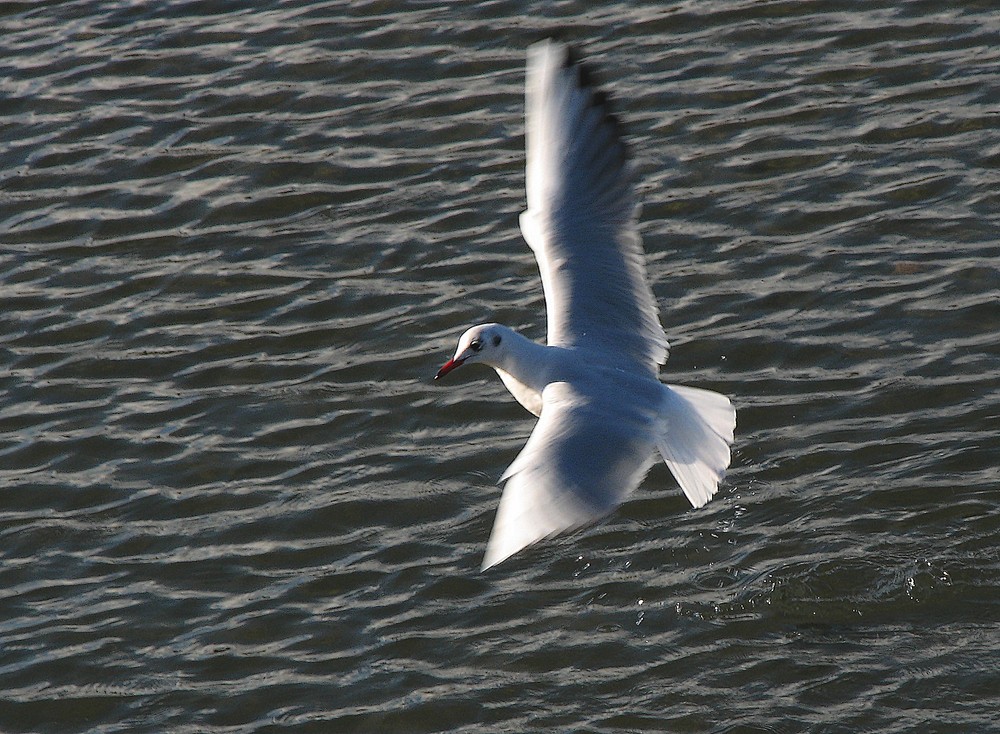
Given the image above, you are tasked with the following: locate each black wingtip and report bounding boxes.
[532,36,631,163]
[565,43,625,137]
[564,41,582,69]
[546,40,617,109]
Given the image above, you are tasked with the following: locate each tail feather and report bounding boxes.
[657,384,736,508]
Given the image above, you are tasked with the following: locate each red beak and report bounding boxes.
[434,356,465,380]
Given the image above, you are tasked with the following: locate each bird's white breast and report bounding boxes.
[495,367,543,417]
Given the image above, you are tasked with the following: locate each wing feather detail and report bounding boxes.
[520,40,669,373]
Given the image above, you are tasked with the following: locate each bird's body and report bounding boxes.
[436,40,736,570]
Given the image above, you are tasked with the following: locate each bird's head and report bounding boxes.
[435,323,507,380]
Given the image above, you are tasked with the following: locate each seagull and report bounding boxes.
[436,39,736,570]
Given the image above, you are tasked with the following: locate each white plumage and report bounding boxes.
[436,40,736,570]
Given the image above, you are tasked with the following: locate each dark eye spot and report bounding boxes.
[470,339,483,352]
[492,334,501,346]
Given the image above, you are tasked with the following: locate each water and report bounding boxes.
[2,1,998,732]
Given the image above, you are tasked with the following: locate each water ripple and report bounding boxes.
[1,1,999,732]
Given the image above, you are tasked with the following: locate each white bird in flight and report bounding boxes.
[436,39,736,570]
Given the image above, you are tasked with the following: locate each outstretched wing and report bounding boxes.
[482,379,660,570]
[520,39,668,374]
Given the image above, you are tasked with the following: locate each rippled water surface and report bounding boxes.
[2,1,999,732]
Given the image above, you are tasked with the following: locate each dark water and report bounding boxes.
[2,1,999,732]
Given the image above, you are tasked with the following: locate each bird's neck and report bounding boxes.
[492,328,552,417]
[496,329,550,387]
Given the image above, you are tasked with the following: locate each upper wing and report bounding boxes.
[482,379,661,570]
[519,39,668,373]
